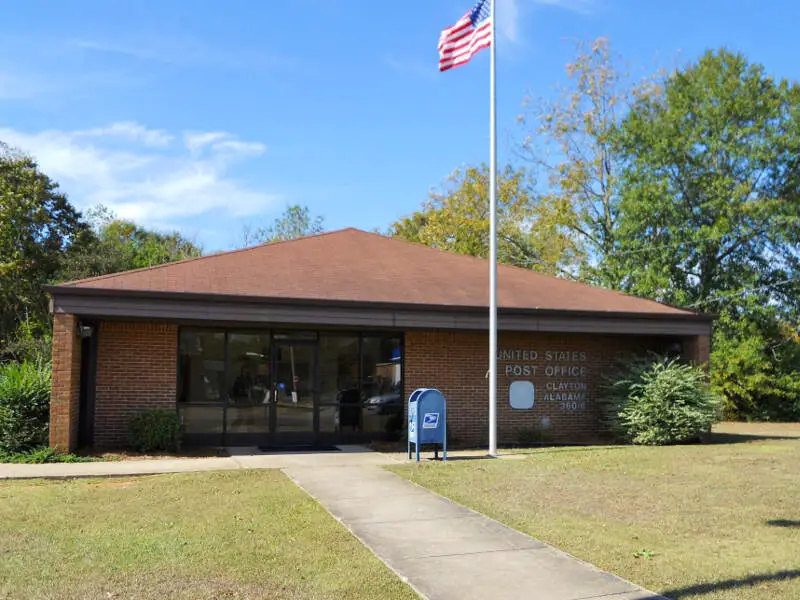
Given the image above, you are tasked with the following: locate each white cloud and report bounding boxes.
[76,122,173,147]
[184,131,229,153]
[497,0,521,43]
[69,36,296,72]
[496,0,597,44]
[211,139,267,156]
[530,0,596,14]
[0,122,278,224]
[183,132,267,156]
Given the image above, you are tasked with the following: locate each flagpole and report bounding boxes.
[488,0,498,457]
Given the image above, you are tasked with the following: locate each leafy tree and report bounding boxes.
[60,206,203,280]
[710,304,800,420]
[518,38,658,285]
[390,165,577,276]
[613,49,800,419]
[241,205,325,246]
[0,144,88,349]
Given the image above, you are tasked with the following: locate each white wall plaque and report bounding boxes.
[509,381,535,410]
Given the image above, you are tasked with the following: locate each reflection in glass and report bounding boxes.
[226,405,270,434]
[226,333,271,434]
[319,336,360,431]
[274,343,315,433]
[318,404,339,433]
[176,329,403,441]
[178,330,225,403]
[179,405,223,434]
[361,337,403,434]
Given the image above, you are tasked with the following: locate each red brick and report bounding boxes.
[49,314,80,451]
[405,330,680,446]
[93,321,177,448]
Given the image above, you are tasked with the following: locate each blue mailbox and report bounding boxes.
[407,388,447,462]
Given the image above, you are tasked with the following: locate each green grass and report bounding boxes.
[0,470,417,600]
[388,424,800,600]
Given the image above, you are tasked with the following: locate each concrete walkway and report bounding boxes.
[1,448,666,600]
[0,445,393,479]
[285,463,667,600]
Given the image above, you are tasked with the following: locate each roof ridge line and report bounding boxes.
[59,227,358,287]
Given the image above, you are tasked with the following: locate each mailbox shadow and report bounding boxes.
[766,519,800,528]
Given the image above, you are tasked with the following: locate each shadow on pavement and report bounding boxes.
[662,570,800,599]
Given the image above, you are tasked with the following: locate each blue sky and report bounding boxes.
[1,0,798,251]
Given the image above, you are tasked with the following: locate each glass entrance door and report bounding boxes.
[226,332,272,444]
[272,341,316,443]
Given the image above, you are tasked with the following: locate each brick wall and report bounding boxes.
[404,330,679,447]
[50,313,81,451]
[93,321,178,448]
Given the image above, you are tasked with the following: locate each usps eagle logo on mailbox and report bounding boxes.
[422,412,440,429]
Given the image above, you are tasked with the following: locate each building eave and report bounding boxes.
[45,285,714,337]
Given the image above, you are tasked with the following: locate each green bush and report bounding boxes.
[0,446,99,463]
[602,355,720,445]
[128,409,182,453]
[0,360,51,453]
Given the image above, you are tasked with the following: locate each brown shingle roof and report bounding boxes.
[56,228,694,316]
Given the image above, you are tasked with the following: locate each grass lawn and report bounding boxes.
[0,470,418,600]
[388,423,800,600]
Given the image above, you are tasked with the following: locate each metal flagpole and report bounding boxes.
[488,0,498,457]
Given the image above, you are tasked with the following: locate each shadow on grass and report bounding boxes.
[705,432,798,445]
[662,570,800,599]
[507,445,630,455]
[766,519,800,528]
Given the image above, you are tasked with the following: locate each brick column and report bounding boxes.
[50,313,81,452]
[683,334,711,367]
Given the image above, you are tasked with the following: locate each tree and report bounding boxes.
[241,205,325,246]
[0,144,88,349]
[60,206,202,280]
[614,48,800,308]
[613,49,800,419]
[390,164,576,276]
[518,38,658,285]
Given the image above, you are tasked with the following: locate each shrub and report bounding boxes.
[0,446,99,463]
[0,360,51,453]
[514,426,552,447]
[602,355,720,445]
[128,409,182,453]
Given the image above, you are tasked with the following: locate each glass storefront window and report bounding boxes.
[177,329,403,442]
[318,336,359,432]
[361,336,403,434]
[178,330,225,403]
[178,405,224,435]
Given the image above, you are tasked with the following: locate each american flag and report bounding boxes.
[438,0,492,72]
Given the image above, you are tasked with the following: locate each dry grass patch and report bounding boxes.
[0,470,418,600]
[388,424,800,600]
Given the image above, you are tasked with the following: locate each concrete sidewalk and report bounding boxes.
[285,464,667,600]
[0,445,394,479]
